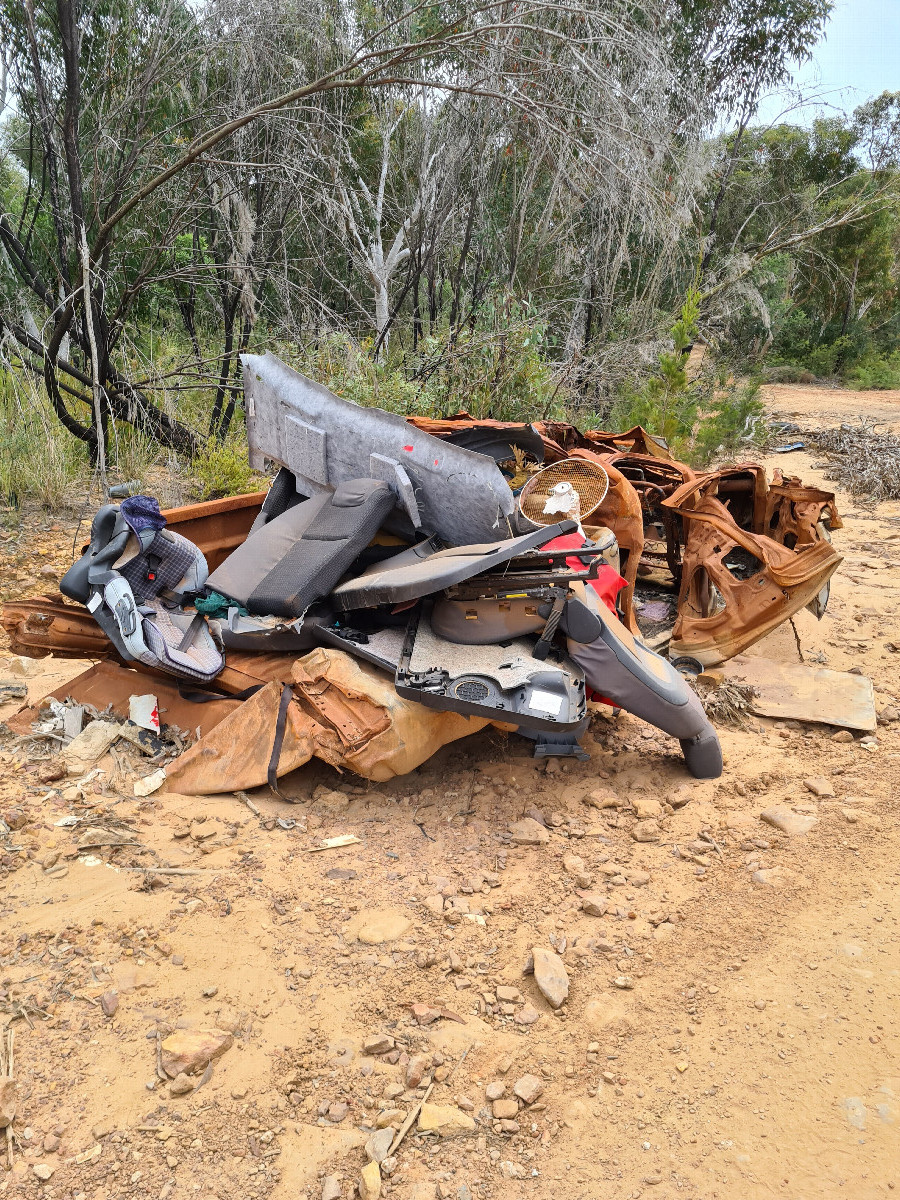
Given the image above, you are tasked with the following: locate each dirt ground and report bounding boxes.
[1,384,898,1200]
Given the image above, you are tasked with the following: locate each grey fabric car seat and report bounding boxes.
[60,498,224,684]
[206,478,395,618]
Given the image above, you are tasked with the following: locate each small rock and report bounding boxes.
[409,1185,438,1200]
[363,1035,395,1055]
[160,1028,233,1078]
[92,1120,115,1140]
[356,914,412,945]
[321,1176,342,1200]
[33,1164,54,1181]
[201,985,219,998]
[327,1101,349,1123]
[632,797,663,819]
[513,1074,544,1105]
[230,1085,249,1099]
[485,1081,506,1101]
[752,866,806,888]
[580,893,608,917]
[532,946,569,1009]
[831,730,854,743]
[360,1162,381,1200]
[563,853,585,875]
[492,1098,519,1119]
[879,706,898,723]
[365,1127,394,1164]
[759,805,817,836]
[613,975,634,990]
[325,867,357,880]
[515,1004,541,1026]
[754,1000,766,1011]
[417,1103,476,1136]
[406,1054,428,1088]
[508,818,549,845]
[411,1003,441,1025]
[496,986,521,1003]
[422,894,445,916]
[631,819,661,843]
[42,1135,60,1153]
[100,991,119,1018]
[0,1078,17,1129]
[317,788,351,812]
[169,1072,195,1097]
[803,777,835,798]
[380,1156,397,1176]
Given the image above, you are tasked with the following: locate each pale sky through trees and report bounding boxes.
[756,0,900,124]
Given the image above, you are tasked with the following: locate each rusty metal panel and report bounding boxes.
[160,492,265,572]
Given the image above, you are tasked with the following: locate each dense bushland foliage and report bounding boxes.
[0,0,896,503]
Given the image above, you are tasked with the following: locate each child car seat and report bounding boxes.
[60,497,224,684]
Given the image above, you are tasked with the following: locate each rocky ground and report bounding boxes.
[0,384,898,1200]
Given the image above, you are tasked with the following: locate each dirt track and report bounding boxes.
[1,384,899,1200]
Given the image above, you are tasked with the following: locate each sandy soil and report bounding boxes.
[1,383,898,1200]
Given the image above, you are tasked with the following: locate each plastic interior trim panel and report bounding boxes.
[241,352,519,545]
[330,521,576,611]
[395,602,587,731]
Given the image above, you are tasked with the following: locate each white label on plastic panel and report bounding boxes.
[528,688,563,715]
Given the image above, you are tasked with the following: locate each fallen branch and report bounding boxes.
[388,1081,434,1157]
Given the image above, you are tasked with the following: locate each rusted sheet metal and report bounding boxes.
[662,482,842,667]
[159,492,265,572]
[0,594,112,660]
[721,656,875,731]
[5,660,242,738]
[164,648,496,795]
[765,471,843,546]
[406,414,670,463]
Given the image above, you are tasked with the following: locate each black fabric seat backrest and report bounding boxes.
[248,466,306,533]
[207,478,395,618]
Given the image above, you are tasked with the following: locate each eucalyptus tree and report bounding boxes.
[0,0,706,457]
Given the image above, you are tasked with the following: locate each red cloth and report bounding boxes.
[538,532,626,615]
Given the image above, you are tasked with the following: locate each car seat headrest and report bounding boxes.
[332,479,391,508]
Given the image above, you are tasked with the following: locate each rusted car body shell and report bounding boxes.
[662,476,842,666]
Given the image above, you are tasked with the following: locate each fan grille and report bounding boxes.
[454,680,490,702]
[518,459,610,527]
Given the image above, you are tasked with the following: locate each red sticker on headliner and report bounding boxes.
[403,445,414,452]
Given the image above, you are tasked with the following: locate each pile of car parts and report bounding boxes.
[1,354,845,791]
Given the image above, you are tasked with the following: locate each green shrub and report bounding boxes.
[192,437,265,499]
[608,290,702,447]
[692,377,766,464]
[847,352,900,390]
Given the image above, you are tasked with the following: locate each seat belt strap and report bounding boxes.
[267,684,294,799]
[532,588,568,661]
